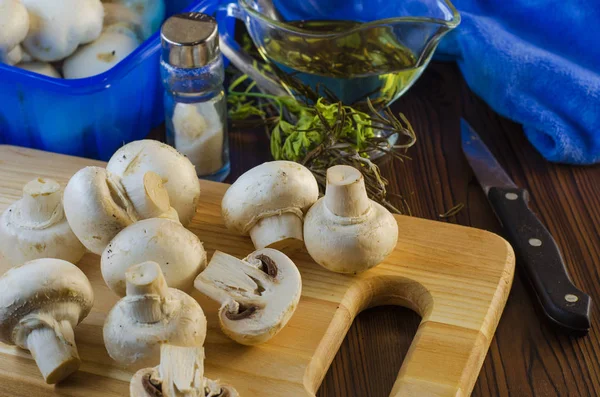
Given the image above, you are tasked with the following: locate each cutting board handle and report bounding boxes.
[305,275,490,397]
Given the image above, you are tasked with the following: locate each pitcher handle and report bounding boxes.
[217,1,289,97]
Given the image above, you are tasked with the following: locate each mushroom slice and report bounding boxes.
[107,140,201,226]
[0,258,94,384]
[194,248,301,345]
[221,161,319,251]
[101,218,207,296]
[63,166,174,255]
[103,261,207,368]
[0,178,86,265]
[304,165,399,274]
[130,345,239,397]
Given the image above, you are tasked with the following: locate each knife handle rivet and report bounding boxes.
[528,238,542,247]
[505,193,519,200]
[565,294,579,303]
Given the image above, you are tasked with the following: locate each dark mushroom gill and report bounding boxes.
[142,372,163,397]
[225,303,258,320]
[256,254,278,278]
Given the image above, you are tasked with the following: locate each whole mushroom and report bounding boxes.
[130,344,239,397]
[21,0,104,62]
[303,165,398,274]
[101,218,207,296]
[102,2,143,38]
[0,178,86,266]
[63,166,175,255]
[107,140,201,226]
[103,261,207,367]
[221,161,319,250]
[0,258,94,384]
[63,23,139,79]
[0,0,29,65]
[194,248,302,345]
[104,0,165,40]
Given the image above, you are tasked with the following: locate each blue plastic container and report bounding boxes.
[0,0,219,160]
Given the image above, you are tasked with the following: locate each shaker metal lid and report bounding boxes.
[161,12,219,68]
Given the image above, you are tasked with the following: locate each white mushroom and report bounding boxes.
[0,0,29,65]
[107,140,201,226]
[21,0,104,62]
[0,178,86,266]
[102,218,207,296]
[0,258,94,384]
[105,0,165,40]
[16,61,61,78]
[221,161,319,250]
[194,248,301,345]
[63,23,139,79]
[130,345,239,397]
[63,166,175,255]
[102,2,143,38]
[303,165,398,274]
[103,261,207,367]
[173,102,225,177]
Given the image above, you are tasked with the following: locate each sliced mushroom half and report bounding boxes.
[130,344,239,397]
[194,248,301,345]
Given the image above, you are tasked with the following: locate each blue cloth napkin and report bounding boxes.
[437,0,600,164]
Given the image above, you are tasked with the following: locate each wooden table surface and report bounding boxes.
[222,62,600,397]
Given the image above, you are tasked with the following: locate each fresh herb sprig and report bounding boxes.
[227,69,416,214]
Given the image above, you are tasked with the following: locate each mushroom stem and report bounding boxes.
[324,165,371,218]
[125,261,169,323]
[249,213,304,250]
[158,344,204,397]
[121,171,172,219]
[26,320,80,384]
[20,178,62,224]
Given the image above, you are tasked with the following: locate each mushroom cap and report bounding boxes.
[21,0,104,62]
[0,258,94,345]
[221,161,319,235]
[195,248,302,345]
[106,140,201,226]
[103,288,206,366]
[0,0,29,63]
[304,198,399,273]
[129,367,160,397]
[0,178,86,265]
[0,204,86,265]
[63,166,135,255]
[62,24,140,79]
[101,218,207,296]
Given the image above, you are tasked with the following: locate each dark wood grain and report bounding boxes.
[221,61,600,397]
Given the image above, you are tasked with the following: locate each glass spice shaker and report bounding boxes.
[160,12,230,182]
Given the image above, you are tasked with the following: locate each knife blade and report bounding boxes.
[461,119,592,332]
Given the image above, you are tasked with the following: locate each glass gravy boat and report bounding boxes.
[219,0,460,106]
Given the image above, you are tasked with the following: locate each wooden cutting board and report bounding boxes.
[0,145,515,397]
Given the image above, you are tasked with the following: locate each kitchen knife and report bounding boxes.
[461,119,592,332]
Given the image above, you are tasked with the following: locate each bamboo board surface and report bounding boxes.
[0,145,515,396]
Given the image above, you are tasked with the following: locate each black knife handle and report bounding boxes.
[488,186,591,332]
